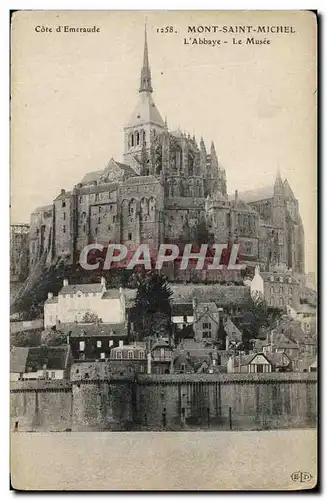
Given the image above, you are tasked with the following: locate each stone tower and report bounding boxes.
[123,25,165,174]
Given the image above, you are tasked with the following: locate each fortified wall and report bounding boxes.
[10,364,317,432]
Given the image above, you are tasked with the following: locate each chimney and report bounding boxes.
[147,352,152,374]
[109,340,114,347]
[63,278,68,287]
[119,286,124,296]
[212,359,216,366]
[255,265,260,276]
[48,292,53,299]
[119,340,123,348]
[60,189,65,195]
[192,296,197,311]
[101,276,106,288]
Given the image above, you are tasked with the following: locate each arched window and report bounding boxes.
[149,197,155,211]
[131,134,134,147]
[128,199,135,216]
[140,197,149,216]
[136,131,140,146]
[128,351,133,359]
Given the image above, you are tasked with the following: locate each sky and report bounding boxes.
[10,10,317,273]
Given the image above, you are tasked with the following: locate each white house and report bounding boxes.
[44,277,126,328]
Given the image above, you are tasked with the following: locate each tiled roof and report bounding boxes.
[151,339,171,351]
[112,161,138,176]
[67,322,127,338]
[59,283,104,295]
[75,182,118,195]
[31,204,53,214]
[171,284,250,306]
[10,346,29,373]
[265,352,291,367]
[45,296,59,304]
[171,303,193,316]
[54,191,72,201]
[80,170,103,184]
[25,346,70,371]
[230,186,274,203]
[102,290,121,299]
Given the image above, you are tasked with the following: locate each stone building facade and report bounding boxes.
[28,27,305,279]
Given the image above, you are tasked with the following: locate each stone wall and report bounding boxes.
[10,380,72,432]
[11,370,317,432]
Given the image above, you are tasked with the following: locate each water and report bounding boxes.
[11,430,317,490]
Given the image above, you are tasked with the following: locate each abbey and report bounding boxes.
[28,26,305,280]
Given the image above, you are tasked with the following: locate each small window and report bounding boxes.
[79,341,85,351]
[83,224,86,232]
[79,196,82,203]
[63,212,66,220]
[51,371,55,379]
[128,232,132,240]
[95,227,98,235]
[100,352,105,360]
[128,351,133,359]
[98,217,101,224]
[113,216,116,223]
[62,201,66,208]
[181,363,186,372]
[63,225,66,233]
[97,340,102,348]
[108,225,111,231]
[99,206,102,213]
[139,351,145,359]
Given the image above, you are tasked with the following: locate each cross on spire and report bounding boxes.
[139,24,153,93]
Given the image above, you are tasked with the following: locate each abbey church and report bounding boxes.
[28,27,305,280]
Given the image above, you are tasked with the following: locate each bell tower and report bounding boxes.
[123,25,165,174]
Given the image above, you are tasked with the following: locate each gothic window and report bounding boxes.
[128,199,135,216]
[279,297,284,305]
[136,131,140,146]
[128,232,132,240]
[130,133,134,147]
[141,129,146,145]
[140,197,149,216]
[83,224,86,232]
[63,225,66,233]
[149,197,155,211]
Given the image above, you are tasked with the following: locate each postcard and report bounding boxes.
[10,10,317,490]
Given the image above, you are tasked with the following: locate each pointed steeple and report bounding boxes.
[139,24,153,93]
[274,168,282,185]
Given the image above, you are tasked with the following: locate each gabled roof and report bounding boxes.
[231,186,274,203]
[80,170,103,184]
[59,283,104,295]
[265,352,291,367]
[125,92,165,128]
[151,339,171,351]
[224,318,243,343]
[10,346,29,373]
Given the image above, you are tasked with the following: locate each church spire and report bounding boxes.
[139,24,153,93]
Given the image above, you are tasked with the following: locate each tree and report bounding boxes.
[130,271,173,340]
[82,311,100,323]
[240,292,283,349]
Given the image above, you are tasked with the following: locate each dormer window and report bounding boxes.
[279,277,283,283]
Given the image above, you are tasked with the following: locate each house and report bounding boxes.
[170,352,194,374]
[171,303,194,330]
[192,301,223,344]
[66,322,128,361]
[229,352,291,374]
[44,277,127,328]
[10,345,72,381]
[148,339,173,374]
[250,266,300,309]
[109,342,147,373]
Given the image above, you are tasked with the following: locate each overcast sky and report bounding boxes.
[11,10,316,273]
